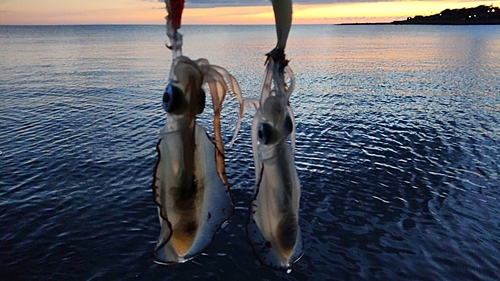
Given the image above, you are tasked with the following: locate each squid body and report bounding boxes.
[152,55,243,264]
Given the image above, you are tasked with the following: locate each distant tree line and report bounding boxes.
[393,5,500,25]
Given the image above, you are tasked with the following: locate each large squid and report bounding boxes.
[152,0,243,264]
[245,0,303,270]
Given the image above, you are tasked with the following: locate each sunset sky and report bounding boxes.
[0,0,498,25]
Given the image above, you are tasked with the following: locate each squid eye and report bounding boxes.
[284,115,293,136]
[162,82,183,113]
[258,123,275,145]
[196,88,206,115]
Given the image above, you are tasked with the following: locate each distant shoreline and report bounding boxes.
[340,21,500,25]
[341,5,500,26]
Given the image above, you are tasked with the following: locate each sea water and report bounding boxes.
[1,24,499,280]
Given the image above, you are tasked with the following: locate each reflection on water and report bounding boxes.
[0,25,499,280]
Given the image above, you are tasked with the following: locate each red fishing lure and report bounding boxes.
[170,0,184,29]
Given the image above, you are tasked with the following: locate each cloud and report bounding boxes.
[142,0,269,7]
[146,0,498,9]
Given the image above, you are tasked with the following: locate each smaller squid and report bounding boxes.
[246,0,303,270]
[152,0,243,264]
[245,53,303,270]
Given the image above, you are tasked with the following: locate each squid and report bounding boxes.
[152,0,243,264]
[245,0,303,270]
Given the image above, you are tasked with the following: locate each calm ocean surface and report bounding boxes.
[1,24,499,280]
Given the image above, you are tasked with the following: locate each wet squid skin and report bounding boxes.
[153,124,232,263]
[249,142,302,262]
[246,53,303,270]
[152,56,242,264]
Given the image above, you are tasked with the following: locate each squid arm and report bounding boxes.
[197,61,244,186]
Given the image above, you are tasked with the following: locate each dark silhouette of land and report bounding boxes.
[341,5,500,25]
[394,5,500,24]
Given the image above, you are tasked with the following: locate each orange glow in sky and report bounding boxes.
[0,1,499,25]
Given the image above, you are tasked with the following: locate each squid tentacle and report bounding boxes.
[284,65,295,99]
[203,64,245,148]
[200,63,245,184]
